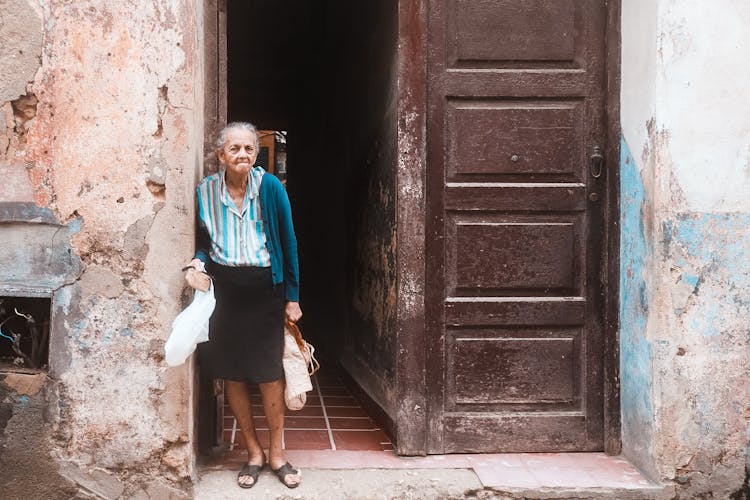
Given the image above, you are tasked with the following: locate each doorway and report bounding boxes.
[199,0,400,456]
[200,0,620,457]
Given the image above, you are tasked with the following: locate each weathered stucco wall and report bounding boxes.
[0,0,203,497]
[619,137,657,478]
[621,1,750,497]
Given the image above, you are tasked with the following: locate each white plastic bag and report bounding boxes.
[165,284,216,366]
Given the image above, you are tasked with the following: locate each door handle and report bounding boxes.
[590,146,604,178]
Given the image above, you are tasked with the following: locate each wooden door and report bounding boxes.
[426,0,608,452]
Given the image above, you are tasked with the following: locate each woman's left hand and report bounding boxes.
[285,301,303,323]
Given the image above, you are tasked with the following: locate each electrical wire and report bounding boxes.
[0,325,13,343]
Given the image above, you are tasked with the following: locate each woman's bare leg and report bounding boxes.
[225,380,265,486]
[259,379,300,486]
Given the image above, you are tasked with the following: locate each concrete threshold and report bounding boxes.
[196,451,674,499]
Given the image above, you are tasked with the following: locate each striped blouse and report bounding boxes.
[196,166,272,267]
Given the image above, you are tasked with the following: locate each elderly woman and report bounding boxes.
[185,122,302,489]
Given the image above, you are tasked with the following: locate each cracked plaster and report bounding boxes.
[621,1,750,496]
[0,0,203,495]
[0,0,42,102]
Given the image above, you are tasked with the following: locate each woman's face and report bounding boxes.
[217,128,259,177]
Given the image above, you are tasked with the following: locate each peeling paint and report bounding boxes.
[657,1,750,212]
[621,3,750,494]
[619,136,656,475]
[319,0,400,423]
[0,0,42,103]
[0,0,202,495]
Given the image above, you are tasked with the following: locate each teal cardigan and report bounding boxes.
[195,172,300,302]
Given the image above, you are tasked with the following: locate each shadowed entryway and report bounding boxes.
[199,0,399,456]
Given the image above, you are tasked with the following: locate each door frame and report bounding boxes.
[394,0,621,455]
[603,0,622,455]
[197,0,227,455]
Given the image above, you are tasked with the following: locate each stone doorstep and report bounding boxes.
[195,470,672,500]
[199,451,675,499]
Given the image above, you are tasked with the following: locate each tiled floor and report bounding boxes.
[221,368,393,455]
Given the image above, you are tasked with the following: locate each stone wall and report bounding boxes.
[0,0,203,497]
[620,1,750,497]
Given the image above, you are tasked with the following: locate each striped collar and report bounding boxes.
[219,167,263,216]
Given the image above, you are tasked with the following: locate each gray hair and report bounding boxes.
[215,121,260,150]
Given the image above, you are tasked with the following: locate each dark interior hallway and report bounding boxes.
[199,0,400,454]
[228,0,398,366]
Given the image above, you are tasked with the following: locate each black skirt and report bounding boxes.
[198,262,285,383]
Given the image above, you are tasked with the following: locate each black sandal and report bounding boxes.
[272,462,301,489]
[237,462,264,489]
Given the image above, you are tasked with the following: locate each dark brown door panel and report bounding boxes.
[426,0,607,453]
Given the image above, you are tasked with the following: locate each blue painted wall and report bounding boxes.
[618,136,749,488]
[619,136,656,466]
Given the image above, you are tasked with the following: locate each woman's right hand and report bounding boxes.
[184,259,211,291]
